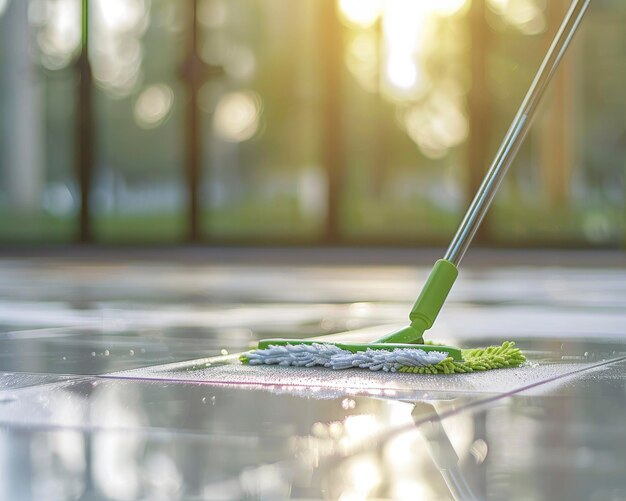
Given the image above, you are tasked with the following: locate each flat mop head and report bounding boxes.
[240,340,525,374]
[240,260,525,374]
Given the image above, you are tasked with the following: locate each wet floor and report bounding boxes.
[0,251,625,500]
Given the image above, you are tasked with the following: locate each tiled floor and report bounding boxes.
[0,251,625,500]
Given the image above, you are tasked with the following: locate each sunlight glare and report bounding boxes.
[338,0,381,28]
[381,1,426,96]
[374,0,468,99]
[385,434,416,468]
[348,456,381,495]
[386,56,418,89]
[98,0,146,32]
[488,0,546,35]
[343,414,379,438]
[424,0,468,17]
[92,385,145,501]
[391,480,430,501]
[382,0,424,53]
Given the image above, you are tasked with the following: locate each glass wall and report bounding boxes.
[338,1,469,242]
[0,0,78,242]
[89,0,187,242]
[487,0,625,246]
[0,0,624,247]
[198,0,326,240]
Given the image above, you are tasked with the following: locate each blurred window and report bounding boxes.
[90,0,187,242]
[0,0,623,247]
[0,0,79,242]
[198,0,326,240]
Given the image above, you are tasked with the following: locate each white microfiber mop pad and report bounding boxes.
[245,343,449,372]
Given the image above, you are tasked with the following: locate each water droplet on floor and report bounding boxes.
[104,350,110,356]
[129,350,135,356]
[341,398,356,410]
[221,349,228,356]
[91,352,96,357]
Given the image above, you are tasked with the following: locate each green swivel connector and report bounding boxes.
[374,259,458,345]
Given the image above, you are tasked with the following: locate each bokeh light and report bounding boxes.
[92,0,149,97]
[42,183,75,217]
[488,0,547,35]
[213,91,262,143]
[133,84,174,129]
[345,32,378,93]
[30,0,82,70]
[403,88,468,159]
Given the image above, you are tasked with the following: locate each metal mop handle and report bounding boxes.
[444,0,592,266]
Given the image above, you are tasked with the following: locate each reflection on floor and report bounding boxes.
[0,252,625,500]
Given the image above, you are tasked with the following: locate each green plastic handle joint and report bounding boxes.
[375,259,458,345]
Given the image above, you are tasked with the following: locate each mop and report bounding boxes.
[241,0,591,373]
